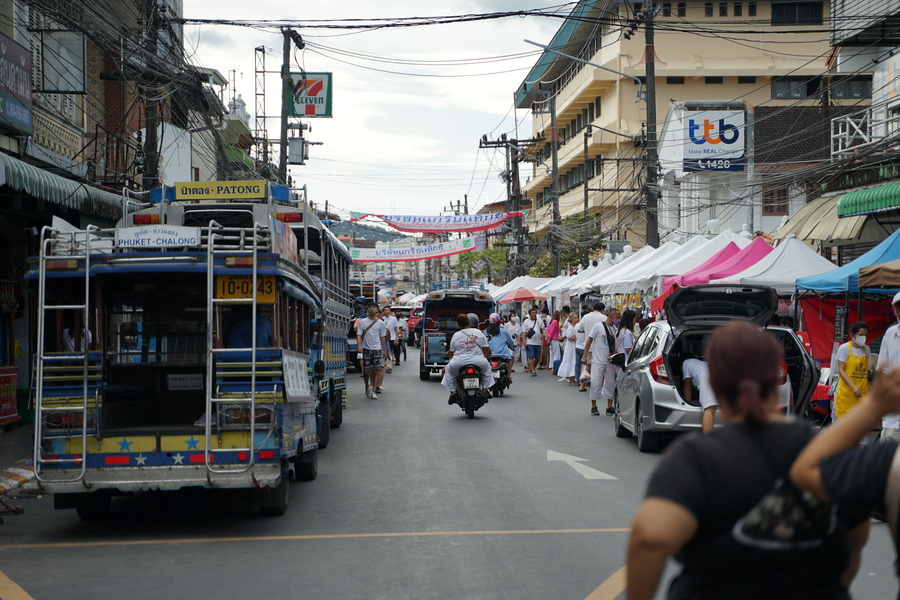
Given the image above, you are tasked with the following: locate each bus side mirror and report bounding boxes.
[313,360,325,380]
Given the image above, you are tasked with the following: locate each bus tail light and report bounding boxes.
[133,214,160,225]
[273,212,302,222]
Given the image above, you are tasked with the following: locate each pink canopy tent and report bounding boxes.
[679,238,774,287]
[663,242,742,289]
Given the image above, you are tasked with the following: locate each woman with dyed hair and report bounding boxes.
[626,321,869,600]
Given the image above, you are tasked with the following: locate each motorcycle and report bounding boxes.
[450,364,490,419]
[489,355,511,397]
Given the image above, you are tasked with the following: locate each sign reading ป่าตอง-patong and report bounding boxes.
[288,72,333,118]
[351,237,476,262]
[174,180,268,200]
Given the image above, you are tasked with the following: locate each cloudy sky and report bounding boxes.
[182,1,567,218]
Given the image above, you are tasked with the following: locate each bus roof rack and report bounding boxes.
[430,280,485,292]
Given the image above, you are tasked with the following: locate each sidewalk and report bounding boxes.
[0,423,35,496]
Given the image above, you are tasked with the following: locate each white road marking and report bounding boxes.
[547,450,618,480]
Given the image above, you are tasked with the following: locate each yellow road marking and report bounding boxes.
[584,565,627,600]
[5,527,629,550]
[0,569,35,600]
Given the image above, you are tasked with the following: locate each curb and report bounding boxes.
[0,463,35,496]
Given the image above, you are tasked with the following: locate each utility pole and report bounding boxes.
[278,28,291,184]
[643,5,660,248]
[583,125,593,267]
[549,93,561,276]
[142,0,159,190]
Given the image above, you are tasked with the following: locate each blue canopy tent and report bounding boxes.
[796,227,900,294]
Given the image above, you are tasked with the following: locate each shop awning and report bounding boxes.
[0,151,124,220]
[773,193,868,244]
[837,181,900,217]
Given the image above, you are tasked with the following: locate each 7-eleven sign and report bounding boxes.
[288,72,333,118]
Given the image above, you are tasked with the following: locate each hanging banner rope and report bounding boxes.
[350,237,477,263]
[348,211,524,233]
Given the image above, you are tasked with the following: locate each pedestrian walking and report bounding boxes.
[521,306,545,376]
[397,310,409,362]
[627,321,870,600]
[539,307,552,369]
[356,302,389,399]
[575,310,590,392]
[582,315,617,415]
[833,321,873,423]
[791,366,900,599]
[548,310,562,370]
[382,306,401,369]
[877,292,900,442]
[558,313,580,385]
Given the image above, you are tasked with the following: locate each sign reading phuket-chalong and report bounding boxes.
[116,225,201,248]
[683,110,745,172]
[351,238,476,263]
[173,180,268,201]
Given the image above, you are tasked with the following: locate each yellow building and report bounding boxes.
[515,0,858,258]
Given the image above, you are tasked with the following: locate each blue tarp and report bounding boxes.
[796,227,900,293]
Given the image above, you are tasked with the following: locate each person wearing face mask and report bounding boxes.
[834,321,873,422]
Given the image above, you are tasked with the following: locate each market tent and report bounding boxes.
[608,237,706,295]
[600,241,684,294]
[717,234,838,295]
[664,242,743,288]
[651,232,751,291]
[491,276,554,300]
[796,227,900,293]
[859,258,900,293]
[679,238,773,287]
[575,246,658,295]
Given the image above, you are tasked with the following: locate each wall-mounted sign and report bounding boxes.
[0,32,33,135]
[683,110,745,172]
[288,72,333,118]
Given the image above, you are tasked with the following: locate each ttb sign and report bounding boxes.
[683,110,745,171]
[288,72,333,118]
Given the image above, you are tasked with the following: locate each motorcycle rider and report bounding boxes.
[441,313,495,402]
[485,312,515,382]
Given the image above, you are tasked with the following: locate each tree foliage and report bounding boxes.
[457,247,509,284]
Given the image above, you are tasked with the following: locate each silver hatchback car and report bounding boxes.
[613,285,818,452]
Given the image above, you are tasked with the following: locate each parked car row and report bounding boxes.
[613,285,820,452]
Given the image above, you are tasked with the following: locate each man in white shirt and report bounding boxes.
[683,357,716,433]
[382,306,400,373]
[397,312,409,362]
[877,292,900,441]
[357,302,389,399]
[582,318,616,416]
[521,306,545,376]
[576,303,607,392]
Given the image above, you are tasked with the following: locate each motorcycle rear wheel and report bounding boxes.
[464,395,475,419]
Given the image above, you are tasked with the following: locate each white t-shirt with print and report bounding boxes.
[521,317,545,346]
[357,317,387,351]
[449,328,489,361]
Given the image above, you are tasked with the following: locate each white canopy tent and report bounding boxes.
[490,276,555,301]
[716,234,839,295]
[570,247,658,295]
[601,241,689,295]
[577,246,662,295]
[639,230,752,295]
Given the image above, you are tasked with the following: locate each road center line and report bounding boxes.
[584,565,627,600]
[5,527,630,550]
[0,569,35,600]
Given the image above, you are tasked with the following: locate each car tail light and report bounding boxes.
[650,355,670,384]
[780,360,788,385]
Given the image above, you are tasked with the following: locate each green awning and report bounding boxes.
[0,151,124,220]
[223,145,255,168]
[836,181,900,217]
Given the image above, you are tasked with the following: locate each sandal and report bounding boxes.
[531,372,537,377]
